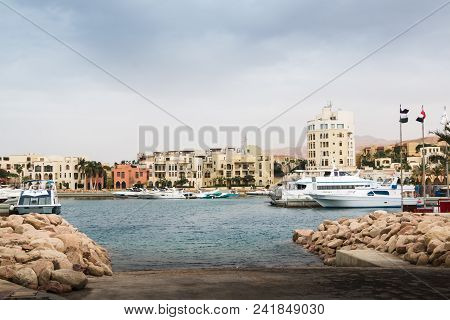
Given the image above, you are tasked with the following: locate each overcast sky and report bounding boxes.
[1,0,449,162]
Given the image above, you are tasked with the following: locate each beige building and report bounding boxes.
[306,105,356,171]
[141,150,205,188]
[0,154,86,189]
[140,145,274,188]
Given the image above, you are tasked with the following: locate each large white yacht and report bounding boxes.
[270,168,417,208]
[307,179,417,208]
[270,168,374,207]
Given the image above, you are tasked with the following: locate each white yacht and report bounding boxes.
[269,168,417,208]
[144,188,186,199]
[12,180,61,214]
[112,187,145,198]
[307,180,418,208]
[270,168,374,207]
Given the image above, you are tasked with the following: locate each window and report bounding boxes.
[320,124,328,130]
[337,124,344,129]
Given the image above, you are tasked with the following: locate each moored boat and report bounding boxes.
[12,180,61,215]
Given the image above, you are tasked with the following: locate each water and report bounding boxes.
[59,197,388,271]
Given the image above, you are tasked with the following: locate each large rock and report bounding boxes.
[51,269,88,290]
[14,224,36,234]
[43,280,72,294]
[327,239,343,249]
[24,216,48,230]
[55,234,82,252]
[31,260,54,286]
[12,267,38,289]
[0,266,17,281]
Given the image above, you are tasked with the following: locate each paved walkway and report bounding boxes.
[63,267,450,300]
[0,279,61,300]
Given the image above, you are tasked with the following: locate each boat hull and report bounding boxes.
[311,194,418,208]
[15,204,61,215]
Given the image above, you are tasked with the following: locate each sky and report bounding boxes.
[0,0,449,162]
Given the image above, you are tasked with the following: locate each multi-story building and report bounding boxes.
[140,150,205,188]
[138,145,274,189]
[112,164,149,189]
[0,154,86,189]
[306,105,356,170]
[202,145,273,188]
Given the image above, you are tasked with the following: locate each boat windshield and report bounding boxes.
[296,184,307,190]
[19,195,51,206]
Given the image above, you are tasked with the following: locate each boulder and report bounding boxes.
[29,238,55,250]
[46,215,62,226]
[327,239,343,249]
[427,239,443,254]
[0,266,17,281]
[12,267,38,289]
[51,269,88,290]
[55,234,82,252]
[31,260,54,286]
[43,280,72,294]
[445,255,450,268]
[349,222,364,233]
[416,252,429,266]
[23,216,48,230]
[429,243,447,262]
[425,226,450,243]
[411,242,427,254]
[48,238,65,252]
[86,262,104,276]
[14,224,36,234]
[53,258,73,271]
[0,227,14,235]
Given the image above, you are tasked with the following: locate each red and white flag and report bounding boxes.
[416,106,426,123]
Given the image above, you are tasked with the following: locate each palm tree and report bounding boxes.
[232,176,241,186]
[431,165,444,184]
[242,175,255,186]
[411,163,430,184]
[15,164,24,184]
[76,158,88,190]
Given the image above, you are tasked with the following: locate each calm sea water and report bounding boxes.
[59,197,390,271]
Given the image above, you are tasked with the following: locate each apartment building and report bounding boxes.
[141,150,205,188]
[112,164,149,189]
[0,154,86,189]
[138,145,274,189]
[306,105,356,171]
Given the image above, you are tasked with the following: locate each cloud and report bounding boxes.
[0,0,449,161]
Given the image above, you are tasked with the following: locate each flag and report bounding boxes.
[416,106,426,123]
[399,105,409,123]
[441,106,448,126]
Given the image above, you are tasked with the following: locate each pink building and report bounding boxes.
[112,164,149,189]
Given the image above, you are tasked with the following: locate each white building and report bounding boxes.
[0,154,87,189]
[306,105,356,171]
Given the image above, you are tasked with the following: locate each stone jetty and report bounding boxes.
[293,211,450,267]
[0,213,112,294]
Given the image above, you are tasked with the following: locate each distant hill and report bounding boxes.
[355,135,397,151]
[355,135,439,151]
[269,135,439,156]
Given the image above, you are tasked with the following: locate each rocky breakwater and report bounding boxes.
[0,213,112,294]
[293,211,450,267]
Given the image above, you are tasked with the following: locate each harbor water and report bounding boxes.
[60,197,394,271]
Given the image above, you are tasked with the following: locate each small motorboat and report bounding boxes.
[12,180,61,215]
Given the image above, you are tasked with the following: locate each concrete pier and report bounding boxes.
[336,249,411,268]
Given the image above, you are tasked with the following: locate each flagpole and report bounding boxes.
[422,109,426,207]
[400,109,404,211]
[445,106,449,198]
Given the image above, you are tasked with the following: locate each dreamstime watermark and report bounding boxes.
[138,126,307,157]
